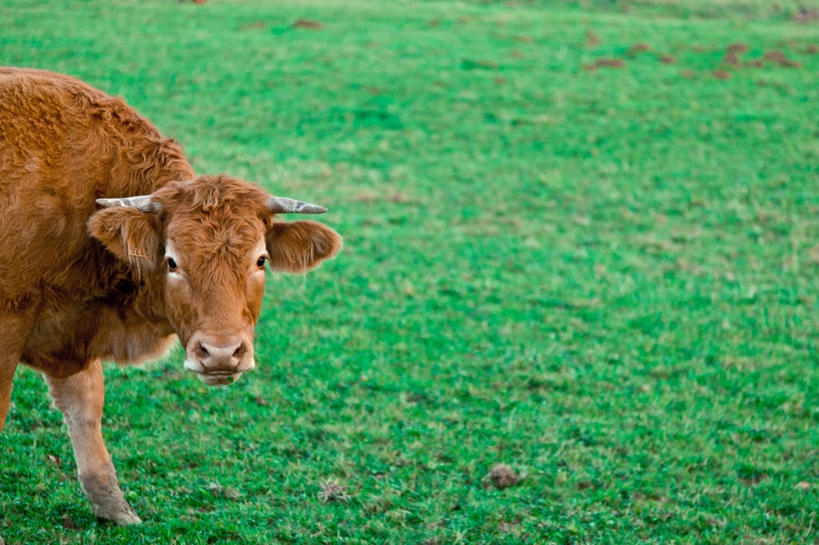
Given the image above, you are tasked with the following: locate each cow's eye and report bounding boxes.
[256,256,266,268]
[167,258,178,272]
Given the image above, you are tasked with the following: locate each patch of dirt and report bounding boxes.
[510,49,524,58]
[723,52,741,67]
[627,43,651,54]
[763,51,801,67]
[745,60,765,67]
[486,463,520,489]
[807,44,819,54]
[585,30,600,48]
[515,35,534,43]
[792,8,819,22]
[722,43,749,67]
[318,478,350,503]
[712,69,731,80]
[493,77,506,85]
[660,55,676,64]
[680,69,695,78]
[584,58,624,71]
[292,19,323,30]
[240,21,267,30]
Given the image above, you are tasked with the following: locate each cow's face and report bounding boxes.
[88,175,341,386]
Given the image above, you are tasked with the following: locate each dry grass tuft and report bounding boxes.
[318,478,351,503]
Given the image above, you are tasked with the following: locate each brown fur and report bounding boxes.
[0,68,195,377]
[0,67,341,523]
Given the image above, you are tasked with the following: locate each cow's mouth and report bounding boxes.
[196,371,242,387]
[183,352,254,388]
[182,335,256,388]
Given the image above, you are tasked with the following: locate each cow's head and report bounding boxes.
[88,175,341,386]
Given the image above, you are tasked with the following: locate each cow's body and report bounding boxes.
[0,68,341,526]
[0,68,192,377]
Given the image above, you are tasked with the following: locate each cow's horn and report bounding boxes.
[96,195,159,212]
[266,196,327,214]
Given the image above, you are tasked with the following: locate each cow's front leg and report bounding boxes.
[45,359,141,525]
[0,311,35,432]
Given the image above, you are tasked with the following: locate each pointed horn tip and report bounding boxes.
[267,196,329,215]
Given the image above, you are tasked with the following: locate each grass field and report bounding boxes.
[1,0,819,543]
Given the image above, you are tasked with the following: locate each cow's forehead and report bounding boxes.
[152,174,271,261]
[165,212,265,260]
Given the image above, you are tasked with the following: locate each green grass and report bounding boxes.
[1,0,818,543]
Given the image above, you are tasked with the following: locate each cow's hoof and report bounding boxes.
[81,465,142,525]
[94,502,142,525]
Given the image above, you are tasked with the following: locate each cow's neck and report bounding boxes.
[85,270,176,368]
[107,135,195,197]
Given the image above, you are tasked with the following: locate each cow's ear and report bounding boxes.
[265,220,341,273]
[88,207,160,271]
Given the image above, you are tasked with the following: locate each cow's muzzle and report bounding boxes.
[183,333,255,386]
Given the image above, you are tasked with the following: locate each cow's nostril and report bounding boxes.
[196,343,210,360]
[233,345,246,359]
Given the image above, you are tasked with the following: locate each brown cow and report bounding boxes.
[0,68,341,524]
